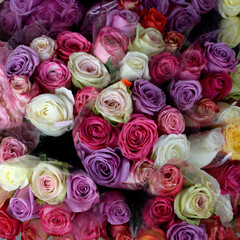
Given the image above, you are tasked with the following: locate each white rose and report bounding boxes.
[218,0,240,18]
[216,102,240,123]
[186,128,225,169]
[151,134,190,168]
[26,87,74,137]
[128,24,165,57]
[68,52,110,89]
[218,17,240,48]
[30,35,56,62]
[231,63,240,87]
[118,52,150,81]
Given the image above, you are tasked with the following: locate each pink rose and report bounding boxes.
[156,105,185,135]
[178,49,207,80]
[36,59,72,92]
[0,41,13,66]
[148,164,184,197]
[164,31,184,53]
[93,26,129,65]
[118,114,158,161]
[56,31,93,61]
[0,137,28,163]
[39,203,75,237]
[0,106,11,130]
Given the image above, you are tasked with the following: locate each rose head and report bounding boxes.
[192,0,216,14]
[136,227,166,240]
[118,0,140,9]
[109,224,133,240]
[143,0,169,15]
[164,31,184,53]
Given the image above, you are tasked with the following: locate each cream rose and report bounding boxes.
[30,36,56,62]
[26,87,74,137]
[68,52,110,89]
[118,52,150,81]
[216,102,240,123]
[186,128,225,169]
[151,134,190,168]
[231,63,240,87]
[218,17,240,48]
[218,0,240,17]
[128,24,165,57]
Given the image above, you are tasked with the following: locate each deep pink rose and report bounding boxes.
[93,26,129,65]
[118,114,158,161]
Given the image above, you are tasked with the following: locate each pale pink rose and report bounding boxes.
[0,137,28,163]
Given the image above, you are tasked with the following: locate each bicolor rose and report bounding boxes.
[164,31,184,53]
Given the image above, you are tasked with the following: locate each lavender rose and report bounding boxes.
[170,80,202,111]
[192,0,216,14]
[5,45,40,78]
[65,170,99,213]
[9,0,42,16]
[142,0,169,15]
[132,80,166,116]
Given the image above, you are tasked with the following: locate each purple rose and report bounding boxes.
[0,2,21,35]
[56,0,76,7]
[100,191,131,225]
[167,221,208,240]
[170,0,188,5]
[166,3,201,33]
[5,45,40,78]
[170,79,202,111]
[192,0,216,14]
[60,5,83,26]
[203,42,239,73]
[142,0,169,15]
[65,170,99,213]
[132,79,166,116]
[7,186,42,222]
[106,9,139,38]
[9,0,42,16]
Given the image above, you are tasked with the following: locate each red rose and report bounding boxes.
[200,72,233,101]
[143,196,175,229]
[109,224,133,240]
[139,8,167,36]
[136,227,166,240]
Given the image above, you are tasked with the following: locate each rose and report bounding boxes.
[0,137,28,163]
[30,36,57,62]
[5,45,40,78]
[166,4,201,33]
[142,0,169,15]
[68,52,111,89]
[36,58,72,92]
[149,52,179,85]
[26,87,74,137]
[0,204,21,240]
[170,80,202,111]
[106,9,139,38]
[128,24,165,58]
[94,81,133,125]
[0,2,21,35]
[178,49,207,81]
[93,26,129,65]
[74,115,119,150]
[0,41,13,66]
[203,42,239,73]
[81,146,130,187]
[231,64,240,88]
[139,8,167,35]
[156,105,185,135]
[184,98,219,128]
[101,191,131,225]
[30,161,68,204]
[186,128,225,169]
[192,0,216,14]
[65,170,99,213]
[22,219,48,240]
[136,228,166,240]
[109,224,133,240]
[149,164,184,197]
[164,31,184,53]
[200,72,233,101]
[218,0,240,17]
[132,79,166,116]
[7,186,41,222]
[9,0,42,15]
[216,102,240,124]
[218,17,240,48]
[56,31,93,61]
[118,114,158,161]
[143,196,175,228]
[151,134,191,168]
[48,22,72,39]
[118,0,140,9]
[74,87,99,114]
[0,106,11,130]
[39,203,74,236]
[53,233,74,240]
[118,52,150,81]
[167,221,208,240]
[60,5,83,26]
[0,188,14,208]
[174,184,214,225]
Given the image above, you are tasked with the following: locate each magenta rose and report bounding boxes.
[56,31,93,61]
[200,72,233,101]
[36,58,72,92]
[156,105,185,135]
[118,114,158,161]
[93,26,129,65]
[150,52,179,85]
[60,4,83,26]
[178,49,207,80]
